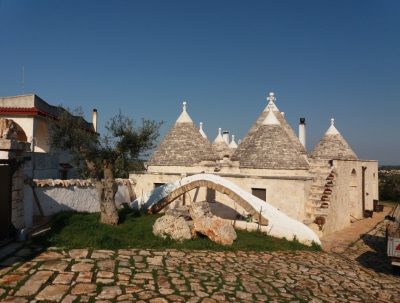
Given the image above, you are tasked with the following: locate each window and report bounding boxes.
[252,188,266,201]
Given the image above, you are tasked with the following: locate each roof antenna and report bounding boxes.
[22,66,25,94]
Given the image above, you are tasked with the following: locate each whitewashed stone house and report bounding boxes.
[132,93,378,236]
[0,94,97,179]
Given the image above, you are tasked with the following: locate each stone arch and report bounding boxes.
[0,118,27,142]
[149,179,269,225]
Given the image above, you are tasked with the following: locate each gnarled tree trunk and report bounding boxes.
[96,160,119,225]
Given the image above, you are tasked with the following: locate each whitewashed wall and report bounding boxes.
[23,182,134,227]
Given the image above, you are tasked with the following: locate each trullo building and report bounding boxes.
[130,93,378,236]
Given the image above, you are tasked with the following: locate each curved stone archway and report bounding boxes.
[134,173,321,245]
[149,178,269,225]
[0,118,27,142]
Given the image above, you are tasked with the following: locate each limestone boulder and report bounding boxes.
[194,216,237,245]
[165,205,191,220]
[152,215,193,242]
[189,201,212,220]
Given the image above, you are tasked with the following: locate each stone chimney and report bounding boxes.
[299,117,306,148]
[92,109,98,132]
[222,131,229,144]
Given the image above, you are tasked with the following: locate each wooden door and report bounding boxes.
[0,165,12,241]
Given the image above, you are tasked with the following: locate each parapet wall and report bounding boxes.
[24,178,136,224]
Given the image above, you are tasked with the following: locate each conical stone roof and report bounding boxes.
[237,110,309,169]
[232,93,306,162]
[148,103,218,166]
[311,119,358,160]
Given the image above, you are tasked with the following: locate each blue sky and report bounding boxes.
[1,0,399,164]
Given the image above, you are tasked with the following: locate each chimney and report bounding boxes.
[92,109,98,132]
[299,117,306,148]
[222,131,229,144]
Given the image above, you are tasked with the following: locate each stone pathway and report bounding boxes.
[320,206,390,253]
[0,223,399,302]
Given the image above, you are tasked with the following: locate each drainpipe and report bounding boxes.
[362,166,367,215]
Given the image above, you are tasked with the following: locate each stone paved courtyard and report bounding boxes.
[0,220,399,303]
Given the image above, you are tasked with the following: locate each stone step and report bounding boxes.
[309,195,324,201]
[310,207,329,216]
[320,202,330,208]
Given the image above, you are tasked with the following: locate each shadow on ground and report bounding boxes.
[355,233,400,275]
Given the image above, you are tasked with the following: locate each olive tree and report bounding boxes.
[49,107,161,225]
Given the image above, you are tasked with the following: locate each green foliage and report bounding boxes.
[49,107,162,178]
[102,112,162,177]
[34,210,321,252]
[49,107,99,178]
[379,173,400,202]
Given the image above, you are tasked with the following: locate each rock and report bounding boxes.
[194,217,237,245]
[165,205,191,219]
[153,215,193,242]
[189,202,212,220]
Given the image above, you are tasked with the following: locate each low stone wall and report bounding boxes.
[24,178,136,219]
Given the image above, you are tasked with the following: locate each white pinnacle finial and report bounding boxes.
[325,117,339,135]
[265,91,279,112]
[213,127,224,143]
[267,92,275,103]
[176,101,193,123]
[229,135,238,148]
[199,121,207,139]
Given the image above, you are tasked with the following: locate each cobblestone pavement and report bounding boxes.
[0,223,399,302]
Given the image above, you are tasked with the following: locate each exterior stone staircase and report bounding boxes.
[304,160,336,235]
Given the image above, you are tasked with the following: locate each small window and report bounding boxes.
[154,183,165,188]
[252,188,266,201]
[351,169,357,176]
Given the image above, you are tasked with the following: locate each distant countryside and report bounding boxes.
[379,166,400,202]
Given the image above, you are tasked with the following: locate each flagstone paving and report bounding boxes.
[0,221,399,302]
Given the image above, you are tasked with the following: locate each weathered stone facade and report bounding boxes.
[131,96,379,237]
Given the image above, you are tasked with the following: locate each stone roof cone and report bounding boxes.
[236,109,309,169]
[232,92,306,161]
[212,128,232,159]
[311,118,358,160]
[148,102,218,166]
